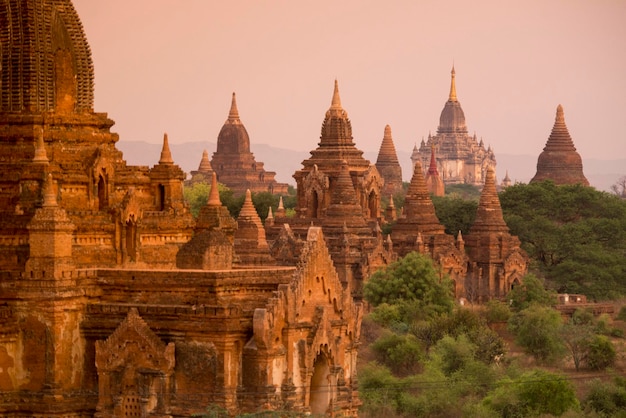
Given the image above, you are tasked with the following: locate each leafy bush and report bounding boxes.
[587,335,616,370]
[371,332,423,376]
[508,304,565,363]
[583,378,626,417]
[483,299,511,323]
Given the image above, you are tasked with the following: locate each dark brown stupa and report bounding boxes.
[465,167,528,302]
[375,125,403,196]
[210,93,289,195]
[531,104,589,186]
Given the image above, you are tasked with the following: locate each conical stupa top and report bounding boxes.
[457,230,464,243]
[207,172,222,206]
[531,104,589,186]
[471,167,509,233]
[330,160,359,206]
[376,125,400,165]
[278,196,284,210]
[267,206,274,220]
[228,92,240,121]
[42,173,57,207]
[197,150,212,172]
[544,104,576,151]
[449,66,458,102]
[239,189,259,219]
[388,195,395,208]
[159,133,174,165]
[427,145,439,175]
[406,161,430,198]
[33,127,49,163]
[331,79,342,110]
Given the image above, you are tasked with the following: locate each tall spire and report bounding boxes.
[197,150,212,173]
[207,172,221,206]
[159,133,174,165]
[449,65,457,102]
[470,167,508,233]
[331,79,342,110]
[42,173,58,207]
[427,145,439,175]
[228,92,240,121]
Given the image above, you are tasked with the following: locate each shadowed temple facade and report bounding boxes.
[0,0,534,416]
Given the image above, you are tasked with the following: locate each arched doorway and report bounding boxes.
[368,190,378,219]
[126,218,137,263]
[98,174,108,210]
[309,352,330,415]
[157,184,165,211]
[310,191,319,219]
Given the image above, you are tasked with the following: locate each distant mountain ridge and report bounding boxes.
[116,140,624,193]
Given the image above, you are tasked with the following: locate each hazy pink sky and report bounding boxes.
[73,0,625,161]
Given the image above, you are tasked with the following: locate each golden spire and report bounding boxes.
[449,65,457,102]
[228,92,240,121]
[207,172,221,206]
[331,79,342,109]
[159,133,174,165]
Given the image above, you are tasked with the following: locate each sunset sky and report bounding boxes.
[73,0,626,162]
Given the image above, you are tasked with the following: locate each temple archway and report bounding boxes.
[98,174,108,210]
[309,352,331,415]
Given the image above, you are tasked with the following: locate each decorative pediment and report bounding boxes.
[95,308,174,373]
[120,187,143,223]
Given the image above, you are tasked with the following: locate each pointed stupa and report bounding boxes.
[469,167,509,234]
[438,66,467,134]
[385,194,397,222]
[228,92,240,122]
[425,145,445,196]
[411,143,421,167]
[42,173,58,207]
[197,150,212,173]
[207,172,222,206]
[33,127,49,164]
[394,161,445,235]
[235,189,272,264]
[275,196,286,218]
[376,125,403,196]
[159,133,174,165]
[501,170,512,188]
[531,105,589,186]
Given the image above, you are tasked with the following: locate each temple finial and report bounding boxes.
[33,126,49,163]
[207,172,221,206]
[228,92,240,121]
[449,65,458,102]
[159,133,174,165]
[331,79,342,109]
[42,173,58,207]
[556,104,564,123]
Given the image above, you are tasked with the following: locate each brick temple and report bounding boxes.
[0,1,531,416]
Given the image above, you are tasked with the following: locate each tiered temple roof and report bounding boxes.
[375,125,403,196]
[209,93,288,195]
[531,105,589,186]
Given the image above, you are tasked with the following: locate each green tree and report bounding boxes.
[507,273,556,312]
[483,370,579,417]
[363,252,454,318]
[587,335,616,370]
[508,304,565,363]
[499,181,626,299]
[432,195,478,236]
[371,331,423,376]
[583,378,626,417]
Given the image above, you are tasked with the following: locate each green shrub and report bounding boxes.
[483,299,511,323]
[587,335,616,370]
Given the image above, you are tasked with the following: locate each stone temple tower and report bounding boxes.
[375,124,403,196]
[531,104,589,186]
[416,67,496,186]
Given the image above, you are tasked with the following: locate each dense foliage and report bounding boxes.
[183,181,296,220]
[499,181,626,300]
